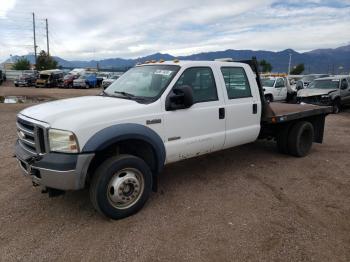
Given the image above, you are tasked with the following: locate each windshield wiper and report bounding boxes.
[114,91,136,99]
[112,91,153,103]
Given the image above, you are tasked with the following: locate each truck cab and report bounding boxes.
[15,60,331,219]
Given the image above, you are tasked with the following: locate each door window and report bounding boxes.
[220,67,252,99]
[275,78,285,88]
[174,67,218,103]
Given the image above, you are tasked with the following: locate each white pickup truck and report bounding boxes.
[15,59,331,219]
[262,77,288,102]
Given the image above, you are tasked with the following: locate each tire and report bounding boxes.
[276,124,290,154]
[332,99,341,114]
[90,154,152,220]
[15,84,19,87]
[265,94,273,103]
[287,121,314,157]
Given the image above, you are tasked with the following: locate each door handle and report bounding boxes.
[253,104,258,114]
[219,108,225,119]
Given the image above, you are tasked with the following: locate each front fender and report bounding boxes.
[82,123,166,174]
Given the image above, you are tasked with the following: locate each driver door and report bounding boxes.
[275,78,287,101]
[163,67,225,163]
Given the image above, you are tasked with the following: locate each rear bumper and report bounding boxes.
[15,140,94,190]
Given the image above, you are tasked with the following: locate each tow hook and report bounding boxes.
[41,187,65,197]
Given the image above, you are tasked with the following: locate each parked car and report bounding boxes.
[59,74,79,88]
[73,73,98,88]
[296,74,329,90]
[297,76,350,113]
[15,59,332,219]
[262,77,288,102]
[36,70,64,88]
[14,73,37,87]
[102,75,120,89]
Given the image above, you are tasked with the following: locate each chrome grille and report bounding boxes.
[17,116,49,155]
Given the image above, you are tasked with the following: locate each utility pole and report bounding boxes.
[32,12,37,66]
[45,18,50,56]
[288,53,292,75]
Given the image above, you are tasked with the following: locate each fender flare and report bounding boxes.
[82,123,166,174]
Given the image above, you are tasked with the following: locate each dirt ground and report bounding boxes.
[0,83,349,262]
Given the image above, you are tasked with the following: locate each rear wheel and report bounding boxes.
[287,121,314,157]
[90,154,152,220]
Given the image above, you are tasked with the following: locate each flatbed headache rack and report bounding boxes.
[237,58,333,124]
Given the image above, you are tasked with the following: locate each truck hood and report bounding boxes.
[20,96,144,129]
[297,88,338,97]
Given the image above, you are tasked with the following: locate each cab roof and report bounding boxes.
[137,60,250,68]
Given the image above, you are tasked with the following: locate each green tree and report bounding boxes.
[259,60,273,73]
[36,50,58,70]
[290,64,305,75]
[12,57,31,70]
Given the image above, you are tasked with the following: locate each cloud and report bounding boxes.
[0,0,16,18]
[1,0,350,61]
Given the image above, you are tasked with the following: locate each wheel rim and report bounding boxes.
[107,168,144,209]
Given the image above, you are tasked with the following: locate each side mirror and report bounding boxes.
[341,82,348,90]
[166,85,194,111]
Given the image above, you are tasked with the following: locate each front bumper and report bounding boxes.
[73,82,86,87]
[15,140,94,190]
[15,80,29,86]
[297,96,332,106]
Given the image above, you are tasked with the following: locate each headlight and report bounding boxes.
[48,129,79,153]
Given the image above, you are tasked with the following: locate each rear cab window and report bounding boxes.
[220,67,252,99]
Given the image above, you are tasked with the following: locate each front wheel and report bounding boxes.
[265,94,273,103]
[332,99,341,114]
[90,154,152,219]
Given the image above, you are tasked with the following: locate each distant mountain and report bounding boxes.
[3,44,350,73]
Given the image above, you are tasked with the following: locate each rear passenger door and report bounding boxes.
[219,66,261,149]
[163,67,226,163]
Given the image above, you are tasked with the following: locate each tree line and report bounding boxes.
[12,50,58,71]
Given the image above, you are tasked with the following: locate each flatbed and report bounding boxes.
[262,102,333,124]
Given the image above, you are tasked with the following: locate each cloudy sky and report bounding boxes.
[0,0,350,61]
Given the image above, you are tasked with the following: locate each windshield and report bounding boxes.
[40,74,50,79]
[262,79,275,87]
[308,79,339,89]
[105,65,180,99]
[64,74,73,80]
